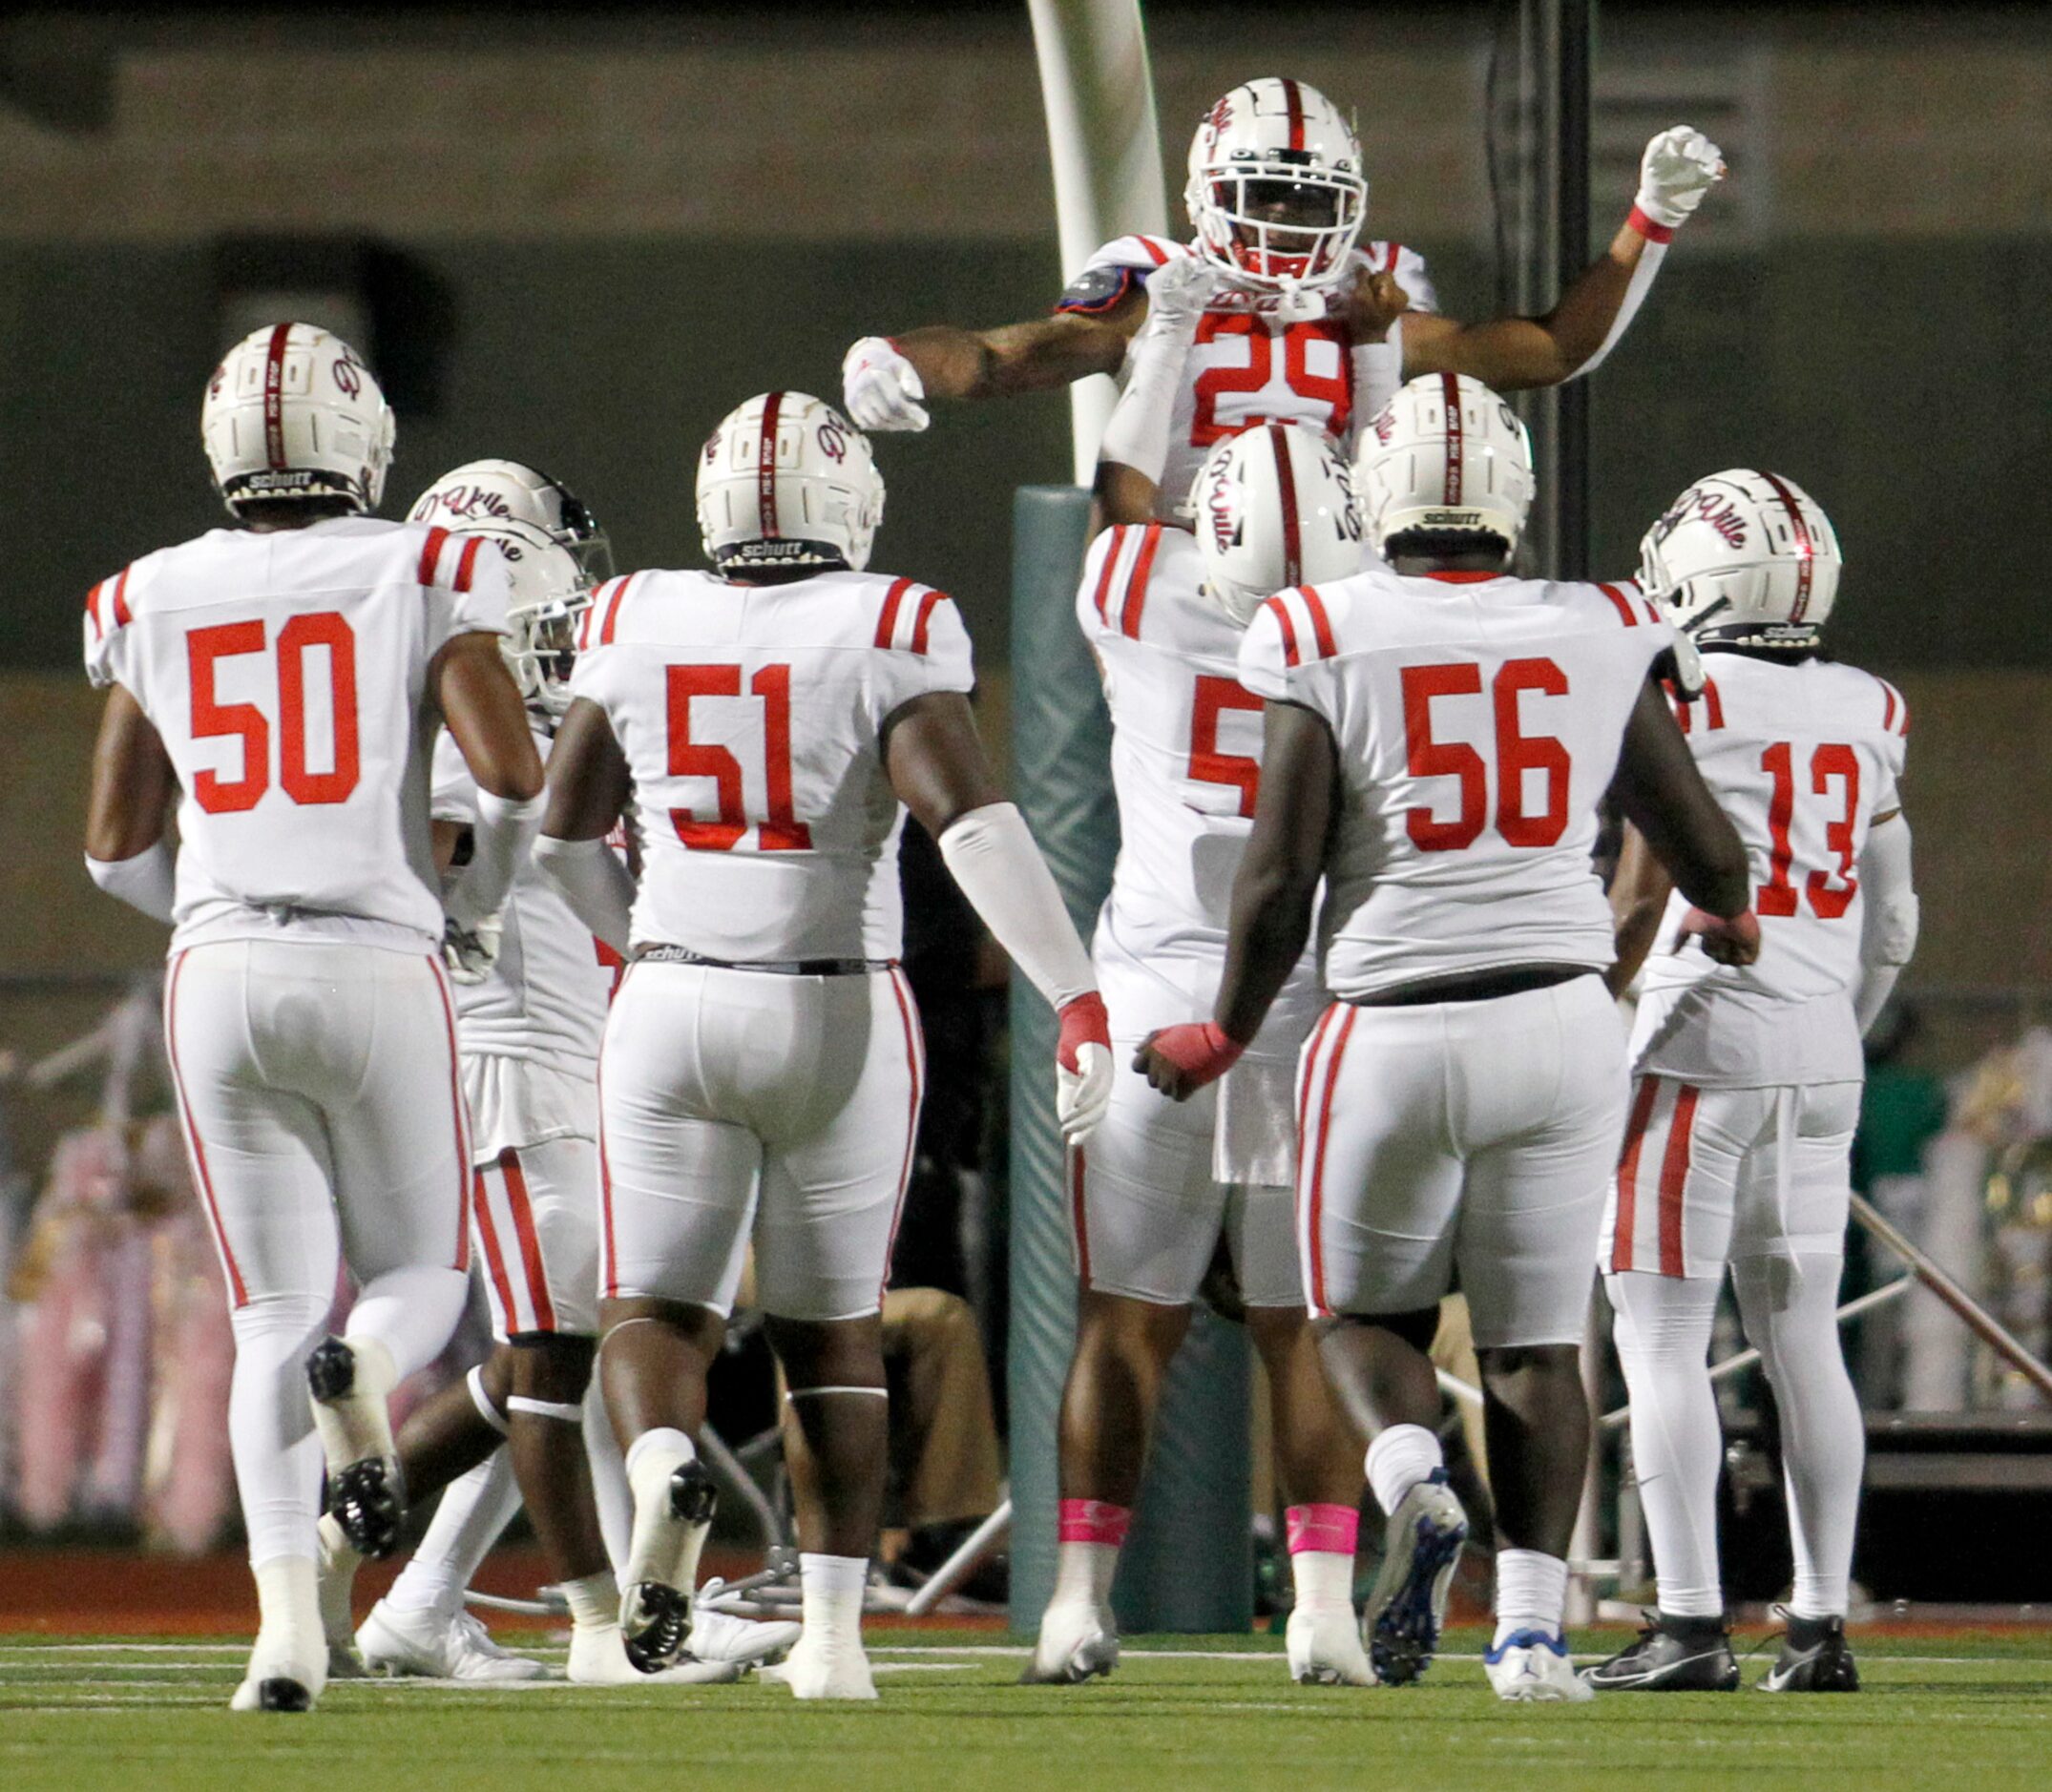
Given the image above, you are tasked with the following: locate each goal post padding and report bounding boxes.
[1006,484,1253,1636]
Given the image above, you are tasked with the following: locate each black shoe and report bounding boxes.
[1760,1612,1859,1692]
[325,1455,406,1558]
[1581,1612,1741,1691]
[256,1677,313,1713]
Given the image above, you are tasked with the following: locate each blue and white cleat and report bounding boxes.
[1365,1469,1468,1684]
[1485,1629,1594,1702]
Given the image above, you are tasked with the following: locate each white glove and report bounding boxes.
[1056,993,1114,1144]
[1635,126,1724,230]
[442,912,502,986]
[1138,256,1219,339]
[842,336,929,432]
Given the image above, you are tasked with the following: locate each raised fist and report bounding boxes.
[1139,256,1220,339]
[841,336,929,433]
[1636,126,1725,230]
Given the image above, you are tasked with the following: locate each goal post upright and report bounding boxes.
[1007,1,1255,1637]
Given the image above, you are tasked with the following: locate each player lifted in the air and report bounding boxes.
[1585,473,1915,1696]
[1139,373,1758,1700]
[536,392,1115,1698]
[843,77,1721,515]
[1026,275,1376,1688]
[81,325,546,1711]
[317,464,795,1686]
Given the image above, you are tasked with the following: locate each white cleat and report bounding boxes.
[760,1634,879,1700]
[355,1600,548,1681]
[1485,1630,1595,1702]
[229,1636,326,1714]
[684,1603,803,1667]
[1365,1470,1468,1685]
[567,1624,743,1685]
[1019,1601,1120,1685]
[1286,1605,1376,1686]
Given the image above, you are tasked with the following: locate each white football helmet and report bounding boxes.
[202,322,394,515]
[697,391,884,574]
[446,517,592,719]
[1355,373,1535,557]
[409,460,614,582]
[1194,422,1364,625]
[1640,469,1842,647]
[1185,78,1368,294]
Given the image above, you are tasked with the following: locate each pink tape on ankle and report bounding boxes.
[1286,1503,1359,1556]
[1057,1498,1131,1547]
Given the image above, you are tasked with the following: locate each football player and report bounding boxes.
[318,468,793,1685]
[1027,283,1376,1687]
[843,77,1722,517]
[1584,474,1914,1695]
[81,323,546,1710]
[535,391,1116,1698]
[1137,374,1759,1700]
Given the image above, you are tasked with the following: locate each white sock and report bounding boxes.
[1734,1252,1864,1621]
[316,1513,364,1643]
[1606,1271,1727,1618]
[1048,1541,1120,1613]
[1290,1549,1355,1615]
[561,1569,621,1636]
[624,1426,695,1485]
[252,1554,321,1669]
[1365,1424,1444,1518]
[386,1450,521,1616]
[799,1552,868,1648]
[1492,1548,1569,1647]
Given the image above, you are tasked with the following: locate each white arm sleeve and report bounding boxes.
[85,842,175,923]
[1566,239,1668,381]
[533,834,637,955]
[936,802,1096,1011]
[444,788,544,929]
[1098,318,1192,487]
[1853,812,1918,1035]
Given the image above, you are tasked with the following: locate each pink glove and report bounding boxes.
[1136,1021,1246,1098]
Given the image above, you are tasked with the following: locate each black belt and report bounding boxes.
[1350,965,1589,1009]
[632,943,896,977]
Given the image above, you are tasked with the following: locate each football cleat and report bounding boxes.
[1286,1605,1377,1687]
[1759,1612,1860,1693]
[1485,1629,1595,1702]
[324,1458,406,1560]
[230,1675,315,1714]
[307,1336,406,1557]
[1365,1470,1468,1684]
[229,1632,326,1714]
[1581,1612,1740,1692]
[684,1603,803,1668]
[619,1580,692,1673]
[762,1634,879,1701]
[355,1600,547,1681]
[567,1624,743,1685]
[1019,1601,1120,1685]
[618,1457,720,1670]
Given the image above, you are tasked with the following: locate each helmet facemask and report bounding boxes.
[1192,166,1365,292]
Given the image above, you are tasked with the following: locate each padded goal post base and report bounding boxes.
[1005,485,1253,1636]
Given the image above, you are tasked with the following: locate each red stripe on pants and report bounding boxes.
[1611,1075,1663,1274]
[163,950,250,1307]
[499,1147,556,1332]
[1657,1085,1701,1278]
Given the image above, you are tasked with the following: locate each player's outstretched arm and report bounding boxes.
[1092,260,1216,530]
[531,696,637,954]
[842,300,1142,432]
[1853,810,1918,1033]
[884,690,1112,1142]
[83,683,178,921]
[1604,823,1677,997]
[1401,126,1723,390]
[433,630,546,928]
[1611,677,1758,966]
[1139,701,1337,1101]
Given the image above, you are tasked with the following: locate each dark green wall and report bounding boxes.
[6,237,2046,675]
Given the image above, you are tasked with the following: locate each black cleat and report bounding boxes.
[305,1334,359,1403]
[325,1455,406,1559]
[1760,1613,1859,1692]
[620,1580,692,1673]
[1581,1612,1741,1691]
[256,1677,313,1713]
[670,1457,719,1528]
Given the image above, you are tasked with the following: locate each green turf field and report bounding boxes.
[2,1627,2047,1792]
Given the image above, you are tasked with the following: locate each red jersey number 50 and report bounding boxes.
[187,613,360,814]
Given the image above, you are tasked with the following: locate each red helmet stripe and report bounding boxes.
[1441,372,1464,505]
[262,323,293,470]
[1279,77,1306,153]
[1756,469,1815,622]
[757,391,785,540]
[1268,424,1303,589]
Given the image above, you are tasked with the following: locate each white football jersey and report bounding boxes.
[567,567,974,961]
[84,517,511,954]
[431,725,615,1072]
[1239,568,1673,998]
[1631,653,1911,1088]
[1058,235,1438,517]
